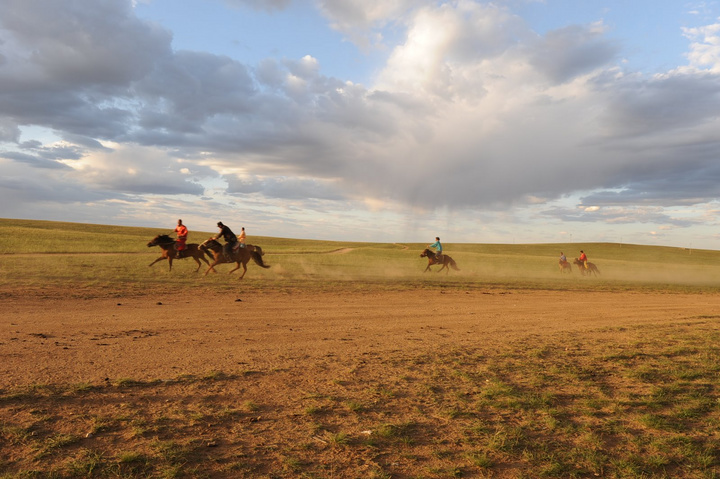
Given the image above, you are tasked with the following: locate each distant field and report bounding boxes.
[1,218,719,294]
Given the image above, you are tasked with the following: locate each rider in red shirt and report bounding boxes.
[174,219,188,256]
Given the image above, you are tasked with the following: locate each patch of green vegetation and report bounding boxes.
[2,218,720,294]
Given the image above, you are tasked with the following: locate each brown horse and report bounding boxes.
[573,258,600,276]
[559,261,573,273]
[199,238,270,279]
[147,234,210,272]
[420,248,460,274]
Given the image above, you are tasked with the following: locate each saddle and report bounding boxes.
[173,242,186,258]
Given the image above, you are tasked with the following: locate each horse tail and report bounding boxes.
[450,258,460,271]
[251,250,270,269]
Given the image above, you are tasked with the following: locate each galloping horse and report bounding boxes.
[147,234,210,272]
[573,258,600,276]
[420,249,460,274]
[559,261,573,273]
[199,238,270,279]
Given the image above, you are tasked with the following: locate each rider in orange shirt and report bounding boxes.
[174,219,188,257]
[238,227,246,248]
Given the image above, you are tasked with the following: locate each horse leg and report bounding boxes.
[238,262,247,279]
[205,259,221,276]
[438,263,447,273]
[424,264,431,272]
[192,256,202,272]
[228,262,241,274]
[200,252,210,266]
[148,255,167,268]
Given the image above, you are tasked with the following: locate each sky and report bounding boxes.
[1,0,720,249]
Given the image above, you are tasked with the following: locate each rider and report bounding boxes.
[173,219,188,258]
[579,250,588,269]
[559,251,567,266]
[214,221,238,261]
[429,237,443,262]
[238,227,246,248]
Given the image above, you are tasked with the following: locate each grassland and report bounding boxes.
[2,218,720,478]
[1,217,719,294]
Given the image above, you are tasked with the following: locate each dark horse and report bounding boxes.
[559,261,573,273]
[147,234,210,272]
[199,238,270,279]
[420,248,460,274]
[573,258,600,276]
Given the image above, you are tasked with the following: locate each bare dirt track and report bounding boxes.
[4,287,720,478]
[3,288,717,388]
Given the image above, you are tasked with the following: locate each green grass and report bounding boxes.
[1,218,719,294]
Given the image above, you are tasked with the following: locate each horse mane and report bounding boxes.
[199,238,221,250]
[152,234,174,244]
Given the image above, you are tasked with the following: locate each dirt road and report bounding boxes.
[3,289,717,388]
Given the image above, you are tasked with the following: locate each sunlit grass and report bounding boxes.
[2,217,720,294]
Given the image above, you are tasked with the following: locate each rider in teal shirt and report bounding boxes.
[429,237,442,260]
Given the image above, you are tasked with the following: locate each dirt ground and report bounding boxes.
[5,286,720,477]
[3,288,719,389]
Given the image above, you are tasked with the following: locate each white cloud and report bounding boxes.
[222,0,291,12]
[315,0,422,49]
[681,19,720,72]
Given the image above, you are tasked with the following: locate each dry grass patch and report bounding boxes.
[3,320,720,478]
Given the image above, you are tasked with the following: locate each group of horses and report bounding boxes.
[148,234,598,278]
[147,234,269,279]
[420,250,599,276]
[559,258,600,276]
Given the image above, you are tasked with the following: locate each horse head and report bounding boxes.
[147,234,172,247]
[420,249,431,258]
[199,238,220,252]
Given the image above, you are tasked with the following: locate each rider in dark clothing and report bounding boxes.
[214,221,237,260]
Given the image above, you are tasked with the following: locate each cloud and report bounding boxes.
[0,118,20,142]
[0,0,171,85]
[598,72,720,137]
[527,22,620,84]
[0,0,171,137]
[133,50,257,133]
[66,144,206,195]
[0,151,71,169]
[681,18,720,72]
[316,0,422,49]
[223,0,291,12]
[541,203,701,228]
[0,159,118,204]
[225,174,344,200]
